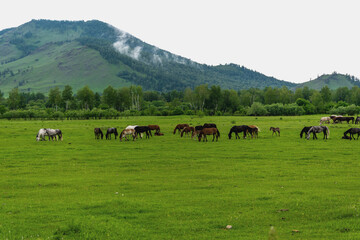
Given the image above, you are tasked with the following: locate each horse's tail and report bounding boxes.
[326,126,330,138]
[58,130,63,141]
[100,130,104,139]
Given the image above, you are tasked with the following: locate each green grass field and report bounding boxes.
[1,115,360,239]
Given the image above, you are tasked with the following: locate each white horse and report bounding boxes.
[120,128,136,141]
[125,125,141,138]
[319,117,331,125]
[45,128,63,141]
[36,128,48,141]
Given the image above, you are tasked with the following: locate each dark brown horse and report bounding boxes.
[270,127,280,136]
[180,126,195,137]
[148,125,160,134]
[332,116,354,124]
[198,128,220,142]
[94,128,103,139]
[173,124,189,134]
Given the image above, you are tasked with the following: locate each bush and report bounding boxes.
[247,102,268,116]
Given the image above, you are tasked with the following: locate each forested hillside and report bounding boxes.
[0,19,296,94]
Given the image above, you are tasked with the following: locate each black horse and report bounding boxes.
[203,123,217,128]
[300,126,313,139]
[228,125,250,139]
[355,117,360,124]
[94,128,103,139]
[135,126,152,139]
[343,128,360,140]
[106,128,118,140]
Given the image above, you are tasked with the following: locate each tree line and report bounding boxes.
[1,84,360,120]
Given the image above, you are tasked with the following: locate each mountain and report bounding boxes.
[0,19,296,94]
[297,73,360,90]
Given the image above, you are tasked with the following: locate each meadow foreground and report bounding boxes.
[0,115,359,239]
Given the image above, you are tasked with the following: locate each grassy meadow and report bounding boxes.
[0,115,360,239]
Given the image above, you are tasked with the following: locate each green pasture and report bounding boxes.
[0,115,360,239]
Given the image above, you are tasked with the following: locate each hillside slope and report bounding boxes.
[0,19,296,94]
[297,73,360,90]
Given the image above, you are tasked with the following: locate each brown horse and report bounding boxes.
[173,124,189,134]
[180,126,195,137]
[148,125,160,134]
[94,128,103,139]
[198,128,220,142]
[270,127,280,136]
[248,125,260,138]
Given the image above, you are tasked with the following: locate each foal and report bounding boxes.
[270,127,280,136]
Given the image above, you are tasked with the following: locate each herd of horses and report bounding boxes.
[93,125,161,141]
[35,114,360,142]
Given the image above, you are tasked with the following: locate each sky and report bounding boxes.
[1,0,360,83]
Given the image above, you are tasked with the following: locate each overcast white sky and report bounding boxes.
[1,0,360,83]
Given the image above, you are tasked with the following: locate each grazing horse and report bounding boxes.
[173,124,189,134]
[120,128,136,141]
[343,128,360,140]
[332,116,354,124]
[198,128,220,142]
[94,128,103,139]
[300,126,313,139]
[248,125,260,138]
[203,123,217,128]
[45,128,63,141]
[355,117,360,124]
[191,125,204,139]
[306,126,330,140]
[228,125,250,139]
[106,128,118,140]
[319,117,331,125]
[135,126,152,139]
[270,127,280,136]
[148,125,160,134]
[36,128,48,141]
[181,126,195,137]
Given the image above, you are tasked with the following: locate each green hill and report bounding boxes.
[297,73,360,90]
[1,19,297,95]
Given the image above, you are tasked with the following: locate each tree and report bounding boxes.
[184,87,196,110]
[48,87,62,111]
[206,85,222,113]
[264,87,279,104]
[117,87,131,111]
[8,88,20,110]
[102,86,117,108]
[0,90,3,103]
[334,87,350,103]
[130,85,143,111]
[77,86,95,110]
[62,85,73,110]
[320,86,332,103]
[194,84,209,111]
